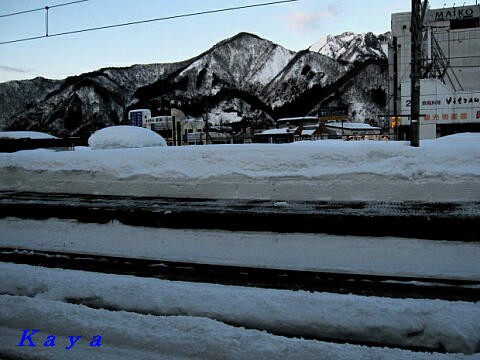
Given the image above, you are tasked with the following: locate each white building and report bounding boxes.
[389,3,480,139]
[401,79,480,139]
[128,109,205,146]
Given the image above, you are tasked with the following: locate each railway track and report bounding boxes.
[1,192,480,240]
[2,192,479,356]
[1,247,479,302]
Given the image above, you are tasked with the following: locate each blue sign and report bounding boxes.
[130,111,143,127]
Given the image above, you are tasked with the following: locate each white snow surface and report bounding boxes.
[1,133,479,201]
[1,262,479,358]
[1,218,479,281]
[250,45,295,84]
[0,131,57,139]
[2,295,474,360]
[87,125,167,150]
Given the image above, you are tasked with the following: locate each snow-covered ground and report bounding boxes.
[1,263,479,359]
[2,218,480,280]
[0,131,57,139]
[1,133,479,201]
[1,133,479,359]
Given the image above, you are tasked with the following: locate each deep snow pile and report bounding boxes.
[0,133,479,201]
[1,262,479,358]
[88,126,167,149]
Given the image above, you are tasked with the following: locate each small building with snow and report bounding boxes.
[325,122,382,139]
[254,127,299,143]
[276,117,319,128]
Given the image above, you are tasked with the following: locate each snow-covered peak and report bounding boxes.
[177,32,295,88]
[309,31,391,63]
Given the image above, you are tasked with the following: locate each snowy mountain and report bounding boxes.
[0,32,389,137]
[309,32,391,63]
[0,77,61,130]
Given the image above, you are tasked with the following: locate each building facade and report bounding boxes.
[128,108,205,146]
[389,4,480,139]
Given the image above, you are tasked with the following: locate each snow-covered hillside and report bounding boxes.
[309,31,391,63]
[0,32,389,137]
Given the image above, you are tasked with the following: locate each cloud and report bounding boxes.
[0,65,32,74]
[282,2,343,32]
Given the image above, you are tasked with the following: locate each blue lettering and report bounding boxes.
[17,329,39,347]
[43,335,56,347]
[66,335,82,350]
[90,335,102,347]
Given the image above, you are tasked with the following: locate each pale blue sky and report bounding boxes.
[0,0,466,83]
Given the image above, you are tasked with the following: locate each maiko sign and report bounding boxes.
[432,6,479,21]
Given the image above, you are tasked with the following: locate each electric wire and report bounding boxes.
[0,0,89,18]
[0,0,299,45]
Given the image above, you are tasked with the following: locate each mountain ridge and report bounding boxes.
[0,31,389,137]
[309,31,391,63]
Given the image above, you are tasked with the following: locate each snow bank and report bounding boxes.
[1,262,479,356]
[2,218,480,280]
[2,295,469,360]
[88,126,166,149]
[1,134,479,201]
[0,131,57,139]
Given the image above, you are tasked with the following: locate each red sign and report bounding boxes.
[477,111,480,119]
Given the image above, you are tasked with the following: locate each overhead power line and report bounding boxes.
[0,0,299,45]
[0,0,89,19]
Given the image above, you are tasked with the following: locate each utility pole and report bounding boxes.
[410,0,429,147]
[410,0,422,147]
[393,36,399,141]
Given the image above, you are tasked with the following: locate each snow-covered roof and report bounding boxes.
[277,117,318,123]
[325,122,381,130]
[301,129,316,136]
[0,131,58,140]
[259,127,297,135]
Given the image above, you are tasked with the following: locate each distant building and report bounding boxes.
[276,116,319,128]
[295,124,330,141]
[325,122,382,139]
[254,127,299,143]
[128,108,205,146]
[389,3,480,139]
